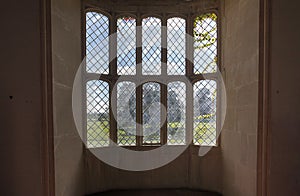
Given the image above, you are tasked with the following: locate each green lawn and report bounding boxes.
[87,119,216,147]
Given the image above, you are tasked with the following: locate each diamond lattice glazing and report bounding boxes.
[117,17,136,75]
[117,81,136,145]
[86,80,110,147]
[167,82,186,145]
[142,17,161,75]
[86,12,110,74]
[167,17,186,75]
[193,80,217,145]
[194,13,217,74]
[143,82,161,144]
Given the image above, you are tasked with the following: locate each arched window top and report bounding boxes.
[86,12,110,74]
[117,17,137,75]
[167,17,186,75]
[194,12,218,74]
[142,17,162,75]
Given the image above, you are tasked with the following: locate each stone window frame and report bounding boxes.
[81,0,222,148]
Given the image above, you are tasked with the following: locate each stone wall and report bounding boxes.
[221,0,259,195]
[86,147,222,194]
[51,0,261,195]
[51,0,85,195]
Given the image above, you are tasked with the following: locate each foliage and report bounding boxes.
[87,120,215,146]
[193,13,217,49]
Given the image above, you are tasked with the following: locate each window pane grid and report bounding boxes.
[142,17,161,75]
[86,80,110,147]
[117,17,136,75]
[194,13,218,74]
[167,82,186,145]
[167,17,186,75]
[85,11,219,147]
[117,81,137,145]
[142,83,161,144]
[86,12,109,74]
[193,80,217,145]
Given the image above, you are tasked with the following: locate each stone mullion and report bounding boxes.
[109,13,118,144]
[161,15,168,145]
[136,15,143,146]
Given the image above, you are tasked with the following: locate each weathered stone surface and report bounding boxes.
[221,0,259,195]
